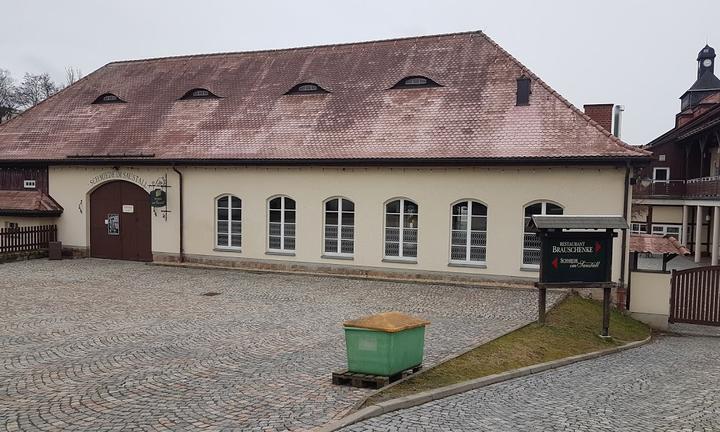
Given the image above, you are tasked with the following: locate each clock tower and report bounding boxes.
[680,44,720,111]
[697,45,715,79]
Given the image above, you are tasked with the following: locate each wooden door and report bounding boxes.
[90,181,152,261]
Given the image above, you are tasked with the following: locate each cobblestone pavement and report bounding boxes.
[0,259,559,431]
[344,336,720,432]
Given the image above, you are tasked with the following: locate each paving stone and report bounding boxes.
[0,259,557,431]
[343,336,720,432]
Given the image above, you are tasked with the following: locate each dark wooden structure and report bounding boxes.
[670,265,720,326]
[90,181,152,261]
[332,365,422,390]
[0,225,57,254]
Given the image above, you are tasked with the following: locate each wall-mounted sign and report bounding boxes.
[89,170,149,189]
[107,214,120,235]
[122,205,135,213]
[150,189,167,207]
[540,233,613,284]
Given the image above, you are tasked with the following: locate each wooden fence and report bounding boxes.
[0,225,57,254]
[670,265,720,326]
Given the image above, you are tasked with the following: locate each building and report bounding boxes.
[0,31,649,283]
[633,44,720,265]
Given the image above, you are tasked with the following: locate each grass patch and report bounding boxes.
[363,294,650,406]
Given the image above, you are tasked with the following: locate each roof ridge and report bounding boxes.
[106,30,481,66]
[474,31,650,157]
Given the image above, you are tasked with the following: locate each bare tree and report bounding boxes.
[14,73,59,109]
[0,69,18,124]
[64,66,82,87]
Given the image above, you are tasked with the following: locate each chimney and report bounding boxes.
[584,104,615,134]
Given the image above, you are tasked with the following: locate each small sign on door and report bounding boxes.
[107,214,120,235]
[122,205,135,213]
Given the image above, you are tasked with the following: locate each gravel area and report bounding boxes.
[344,336,720,432]
[0,259,558,431]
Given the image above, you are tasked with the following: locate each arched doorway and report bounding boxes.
[90,180,152,261]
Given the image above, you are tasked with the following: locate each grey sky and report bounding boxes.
[2,0,718,145]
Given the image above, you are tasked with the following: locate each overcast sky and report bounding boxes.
[3,0,719,145]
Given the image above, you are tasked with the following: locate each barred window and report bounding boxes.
[268,196,296,252]
[324,198,355,256]
[216,195,242,249]
[450,201,487,264]
[384,199,418,259]
[523,201,563,266]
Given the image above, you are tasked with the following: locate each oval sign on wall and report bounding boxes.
[150,189,167,207]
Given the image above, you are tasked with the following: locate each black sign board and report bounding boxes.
[539,232,613,284]
[150,189,167,207]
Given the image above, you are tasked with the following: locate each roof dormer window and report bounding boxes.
[180,88,220,100]
[392,76,441,89]
[92,93,124,104]
[285,82,328,95]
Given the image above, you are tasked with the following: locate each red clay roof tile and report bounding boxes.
[0,31,649,163]
[0,191,64,215]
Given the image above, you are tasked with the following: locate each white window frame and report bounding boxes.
[383,198,419,261]
[522,201,564,268]
[23,180,36,189]
[630,223,648,234]
[651,224,681,237]
[653,167,670,183]
[323,197,355,257]
[214,194,242,250]
[449,200,488,265]
[267,196,296,253]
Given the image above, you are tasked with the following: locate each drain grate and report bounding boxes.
[201,292,222,297]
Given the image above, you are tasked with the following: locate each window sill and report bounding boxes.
[448,262,487,269]
[266,251,296,257]
[214,247,242,253]
[382,258,418,264]
[322,254,354,261]
[520,265,539,272]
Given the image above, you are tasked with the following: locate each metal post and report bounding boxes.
[601,286,611,338]
[538,287,547,325]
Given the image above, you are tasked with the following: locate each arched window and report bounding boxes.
[216,195,242,249]
[323,198,355,256]
[450,201,487,264]
[268,196,296,252]
[179,88,220,100]
[92,93,125,104]
[523,201,563,266]
[285,82,329,95]
[391,75,441,89]
[384,199,418,259]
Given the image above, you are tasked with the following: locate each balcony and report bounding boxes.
[633,176,720,199]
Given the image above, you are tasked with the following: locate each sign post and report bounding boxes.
[531,215,628,338]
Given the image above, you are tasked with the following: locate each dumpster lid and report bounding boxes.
[343,311,430,333]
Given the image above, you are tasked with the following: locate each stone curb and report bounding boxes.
[317,336,652,432]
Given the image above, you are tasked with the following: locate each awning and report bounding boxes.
[531,215,628,230]
[0,190,64,217]
[630,234,690,256]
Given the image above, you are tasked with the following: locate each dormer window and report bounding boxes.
[516,77,532,106]
[392,76,441,89]
[285,82,328,95]
[180,88,220,100]
[92,93,124,104]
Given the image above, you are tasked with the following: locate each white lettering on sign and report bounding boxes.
[122,205,134,213]
[552,241,593,254]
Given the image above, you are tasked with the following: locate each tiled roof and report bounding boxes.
[0,191,64,216]
[629,234,690,255]
[0,31,649,163]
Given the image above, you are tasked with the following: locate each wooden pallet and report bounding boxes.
[332,365,423,389]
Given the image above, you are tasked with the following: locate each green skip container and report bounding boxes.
[343,311,430,376]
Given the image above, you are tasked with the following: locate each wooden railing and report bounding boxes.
[0,225,57,254]
[633,176,720,199]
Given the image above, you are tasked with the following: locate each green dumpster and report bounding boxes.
[343,311,430,376]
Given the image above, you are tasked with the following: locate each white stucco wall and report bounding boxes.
[0,217,59,228]
[48,165,628,280]
[629,270,671,329]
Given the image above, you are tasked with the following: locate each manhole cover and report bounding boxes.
[201,292,221,297]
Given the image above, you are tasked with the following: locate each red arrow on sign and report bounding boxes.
[552,256,559,269]
[595,241,602,253]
